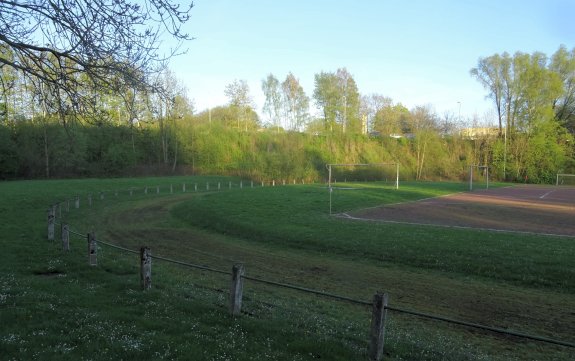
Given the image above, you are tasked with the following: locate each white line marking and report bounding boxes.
[540,190,554,199]
[333,213,575,238]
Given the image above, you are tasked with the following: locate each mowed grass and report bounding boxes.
[1,177,574,360]
[173,182,574,292]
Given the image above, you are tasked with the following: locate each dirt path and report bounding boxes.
[90,193,575,349]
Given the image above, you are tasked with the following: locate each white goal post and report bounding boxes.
[469,165,489,190]
[326,162,399,189]
[556,173,575,186]
[326,162,399,215]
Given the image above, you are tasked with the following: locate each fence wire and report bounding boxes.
[386,306,575,348]
[243,274,371,306]
[48,193,575,350]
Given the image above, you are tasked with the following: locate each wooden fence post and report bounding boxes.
[66,199,70,212]
[369,292,389,361]
[75,196,80,209]
[170,184,173,194]
[229,181,232,189]
[156,186,160,194]
[194,183,197,192]
[140,247,152,290]
[47,206,55,241]
[130,189,133,196]
[218,182,221,190]
[100,192,104,200]
[206,182,210,191]
[183,183,187,192]
[88,194,92,207]
[88,232,97,266]
[62,224,70,251]
[144,187,148,194]
[229,263,245,316]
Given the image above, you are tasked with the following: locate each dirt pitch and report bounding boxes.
[346,185,575,237]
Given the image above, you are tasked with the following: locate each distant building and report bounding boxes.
[460,127,499,139]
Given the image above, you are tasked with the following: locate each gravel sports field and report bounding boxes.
[346,185,575,237]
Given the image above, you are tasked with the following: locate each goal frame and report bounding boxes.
[327,162,399,189]
[469,165,489,191]
[326,162,399,215]
[556,173,575,186]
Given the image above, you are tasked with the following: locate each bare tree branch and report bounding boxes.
[0,0,193,116]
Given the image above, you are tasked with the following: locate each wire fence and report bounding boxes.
[46,185,575,359]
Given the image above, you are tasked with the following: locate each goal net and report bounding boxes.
[468,165,489,190]
[556,173,575,186]
[327,163,399,189]
[326,163,399,214]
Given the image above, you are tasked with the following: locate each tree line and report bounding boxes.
[1,0,573,184]
[1,60,574,182]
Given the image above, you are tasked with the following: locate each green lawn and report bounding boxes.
[1,177,573,360]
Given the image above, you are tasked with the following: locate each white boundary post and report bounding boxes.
[88,232,97,266]
[140,247,152,290]
[230,263,245,316]
[62,224,70,251]
[47,206,55,241]
[395,163,399,189]
[369,293,389,361]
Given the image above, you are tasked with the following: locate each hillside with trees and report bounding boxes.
[0,2,573,183]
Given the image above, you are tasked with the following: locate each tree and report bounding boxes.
[313,71,339,132]
[0,0,193,117]
[281,72,309,131]
[471,48,571,181]
[0,45,17,123]
[550,45,575,134]
[470,53,507,136]
[313,68,360,134]
[224,79,256,131]
[335,68,361,134]
[360,94,392,133]
[261,74,282,132]
[409,105,439,180]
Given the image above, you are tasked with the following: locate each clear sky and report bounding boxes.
[167,0,574,123]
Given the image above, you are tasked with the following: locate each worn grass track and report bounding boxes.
[1,177,574,360]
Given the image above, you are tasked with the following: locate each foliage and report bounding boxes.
[470,46,575,181]
[0,0,193,117]
[313,68,361,134]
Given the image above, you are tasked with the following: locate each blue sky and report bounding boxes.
[167,0,574,123]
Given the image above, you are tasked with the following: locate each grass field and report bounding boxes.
[1,177,574,360]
